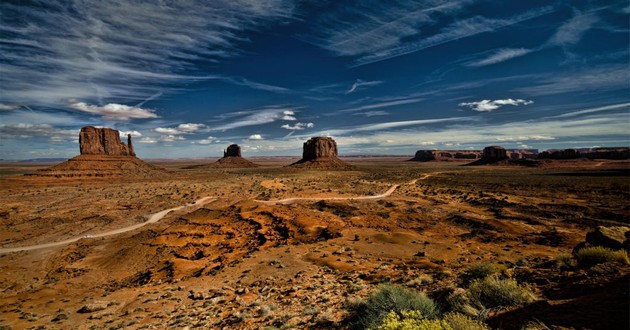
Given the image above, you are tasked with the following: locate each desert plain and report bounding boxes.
[0,157,628,329]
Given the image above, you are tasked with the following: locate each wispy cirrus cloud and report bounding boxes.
[209,106,302,131]
[345,79,383,94]
[0,0,295,108]
[514,65,628,96]
[338,98,424,113]
[466,48,533,67]
[304,1,555,67]
[459,99,533,112]
[548,11,598,47]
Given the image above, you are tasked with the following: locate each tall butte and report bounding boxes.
[29,126,163,178]
[211,144,259,168]
[289,137,351,169]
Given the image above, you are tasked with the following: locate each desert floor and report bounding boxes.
[0,158,628,329]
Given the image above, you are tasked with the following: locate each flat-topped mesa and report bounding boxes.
[302,137,338,160]
[223,144,242,157]
[481,146,508,162]
[290,137,351,169]
[79,126,135,156]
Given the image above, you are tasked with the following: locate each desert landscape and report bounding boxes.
[0,129,628,330]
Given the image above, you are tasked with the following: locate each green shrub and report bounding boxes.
[376,311,452,330]
[442,313,489,330]
[554,253,576,269]
[574,246,629,267]
[459,263,497,286]
[467,277,536,309]
[347,284,438,330]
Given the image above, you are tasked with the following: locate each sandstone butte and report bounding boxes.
[211,144,259,168]
[289,137,351,169]
[28,126,163,178]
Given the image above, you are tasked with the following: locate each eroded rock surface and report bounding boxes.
[223,144,242,157]
[79,126,135,156]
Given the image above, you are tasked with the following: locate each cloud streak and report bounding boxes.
[0,0,296,108]
[459,99,533,112]
[69,102,158,121]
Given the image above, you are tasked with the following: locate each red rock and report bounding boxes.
[290,137,351,169]
[79,126,134,156]
[223,144,242,157]
[482,146,508,162]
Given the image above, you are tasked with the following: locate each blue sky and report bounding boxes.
[0,0,628,159]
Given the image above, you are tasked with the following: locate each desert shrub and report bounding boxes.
[347,284,438,329]
[574,246,629,267]
[459,263,497,286]
[554,253,576,269]
[467,277,536,309]
[521,320,550,330]
[376,311,452,330]
[442,313,489,330]
[444,289,480,317]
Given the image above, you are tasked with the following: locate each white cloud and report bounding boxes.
[458,98,533,112]
[69,102,158,121]
[119,130,142,137]
[466,48,532,67]
[346,79,383,94]
[159,135,185,142]
[138,137,157,144]
[248,134,264,140]
[281,122,314,130]
[154,123,208,135]
[154,127,180,134]
[0,104,20,111]
[193,135,218,144]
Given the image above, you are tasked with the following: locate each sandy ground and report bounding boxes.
[0,158,628,329]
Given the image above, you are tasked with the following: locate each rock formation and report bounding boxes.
[409,150,481,162]
[482,146,508,162]
[537,149,581,160]
[28,126,164,178]
[212,144,258,168]
[79,126,135,156]
[223,144,242,157]
[289,137,351,169]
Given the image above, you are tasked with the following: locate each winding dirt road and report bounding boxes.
[256,174,432,205]
[0,196,216,254]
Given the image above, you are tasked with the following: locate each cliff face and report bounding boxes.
[482,146,508,162]
[301,137,338,160]
[290,137,350,169]
[79,126,135,156]
[224,144,242,157]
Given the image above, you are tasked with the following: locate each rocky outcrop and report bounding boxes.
[410,150,437,161]
[538,149,581,160]
[290,137,351,169]
[79,126,135,156]
[409,150,481,162]
[302,137,338,160]
[585,226,630,251]
[28,126,165,178]
[482,146,508,162]
[223,144,242,157]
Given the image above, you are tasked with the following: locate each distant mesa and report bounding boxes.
[223,144,242,158]
[289,137,352,169]
[481,145,508,162]
[409,150,480,162]
[211,144,259,168]
[467,146,539,166]
[28,126,164,178]
[183,144,259,169]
